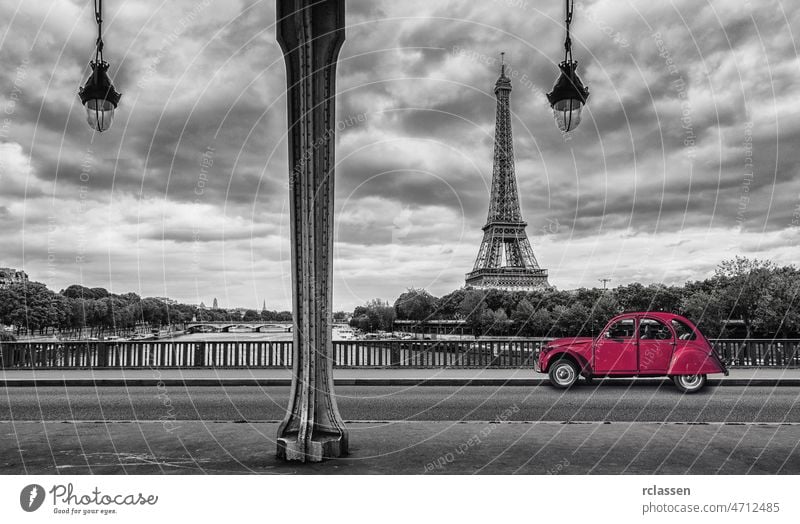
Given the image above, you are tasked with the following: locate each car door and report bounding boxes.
[593,317,638,373]
[638,317,674,374]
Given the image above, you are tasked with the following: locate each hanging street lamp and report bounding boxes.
[546,0,589,133]
[78,0,121,132]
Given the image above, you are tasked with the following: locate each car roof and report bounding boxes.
[614,311,691,323]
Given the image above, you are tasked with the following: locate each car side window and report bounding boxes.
[605,319,635,339]
[671,319,697,340]
[639,318,672,340]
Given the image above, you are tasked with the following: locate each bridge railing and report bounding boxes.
[0,339,798,369]
[711,339,800,367]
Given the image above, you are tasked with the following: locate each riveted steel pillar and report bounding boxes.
[275,0,348,462]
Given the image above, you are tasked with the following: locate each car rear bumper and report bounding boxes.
[713,351,730,376]
[533,351,544,373]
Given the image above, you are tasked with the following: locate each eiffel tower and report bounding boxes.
[465,55,549,291]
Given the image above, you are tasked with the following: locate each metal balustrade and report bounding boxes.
[711,339,800,368]
[0,339,798,369]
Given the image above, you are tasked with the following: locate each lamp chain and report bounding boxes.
[94,0,104,63]
[564,0,574,64]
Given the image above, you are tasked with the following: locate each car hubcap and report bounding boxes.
[680,375,701,388]
[556,364,575,385]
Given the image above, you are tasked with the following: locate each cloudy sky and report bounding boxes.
[0,0,798,310]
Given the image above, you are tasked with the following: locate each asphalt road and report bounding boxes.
[3,384,800,423]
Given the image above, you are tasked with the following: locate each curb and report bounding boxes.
[2,378,800,387]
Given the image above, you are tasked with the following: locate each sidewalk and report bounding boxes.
[2,367,799,387]
[3,419,799,474]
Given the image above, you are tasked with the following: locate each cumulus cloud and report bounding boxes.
[0,0,798,309]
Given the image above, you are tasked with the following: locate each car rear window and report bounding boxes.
[639,318,672,340]
[671,319,697,340]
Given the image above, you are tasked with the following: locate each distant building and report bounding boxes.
[262,300,267,313]
[394,319,470,337]
[199,301,206,309]
[213,298,219,309]
[0,267,28,288]
[153,296,179,306]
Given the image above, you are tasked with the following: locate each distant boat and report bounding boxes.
[333,327,356,340]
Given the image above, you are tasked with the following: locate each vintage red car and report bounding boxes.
[535,312,728,393]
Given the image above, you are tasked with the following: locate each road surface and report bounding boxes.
[4,385,800,473]
[3,384,800,423]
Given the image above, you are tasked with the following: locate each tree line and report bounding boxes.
[0,283,293,339]
[352,258,800,338]
[3,257,796,340]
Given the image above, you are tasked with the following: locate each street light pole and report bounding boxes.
[275,0,348,462]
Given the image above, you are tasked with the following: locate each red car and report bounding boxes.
[535,312,728,393]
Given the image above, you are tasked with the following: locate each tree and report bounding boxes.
[368,299,396,331]
[0,282,61,334]
[349,299,395,332]
[553,303,590,337]
[713,257,776,337]
[61,284,98,300]
[681,289,727,338]
[511,298,536,336]
[459,289,488,336]
[753,267,800,338]
[394,288,437,320]
[473,307,495,337]
[646,284,683,312]
[349,314,368,332]
[243,309,261,322]
[587,292,621,335]
[0,284,22,328]
[91,287,110,299]
[459,289,487,320]
[140,298,168,328]
[435,288,467,319]
[486,308,513,336]
[484,288,510,314]
[614,283,650,312]
[529,308,554,337]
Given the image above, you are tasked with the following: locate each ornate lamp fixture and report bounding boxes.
[546,0,589,133]
[78,0,121,132]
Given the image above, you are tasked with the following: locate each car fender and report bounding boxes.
[668,345,725,375]
[542,350,590,374]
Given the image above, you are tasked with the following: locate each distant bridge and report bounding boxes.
[183,321,292,333]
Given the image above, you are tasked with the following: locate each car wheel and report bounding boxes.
[671,374,707,393]
[549,359,579,389]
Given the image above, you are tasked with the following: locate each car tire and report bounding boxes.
[671,374,707,393]
[549,359,579,389]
